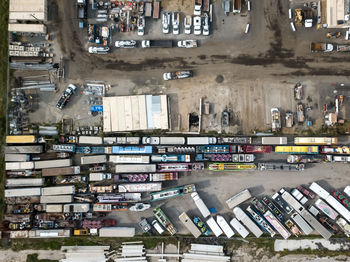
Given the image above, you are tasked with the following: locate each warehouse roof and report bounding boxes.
[8,24,47,33]
[9,0,47,21]
[103,95,169,132]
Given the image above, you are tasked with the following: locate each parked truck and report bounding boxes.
[310,42,334,52]
[89,173,112,181]
[191,192,210,218]
[233,207,263,238]
[34,159,72,169]
[179,212,201,238]
[153,207,177,235]
[217,137,252,144]
[194,0,202,15]
[141,40,173,48]
[42,186,75,196]
[187,137,217,145]
[42,166,80,177]
[271,108,281,132]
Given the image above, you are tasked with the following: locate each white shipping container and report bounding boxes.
[233,207,263,238]
[226,189,252,209]
[160,137,186,145]
[191,192,210,218]
[6,178,44,187]
[5,154,30,162]
[261,137,288,145]
[40,195,73,204]
[78,136,103,144]
[206,217,223,237]
[99,227,135,237]
[109,155,150,163]
[118,183,162,193]
[291,213,313,235]
[216,215,234,238]
[34,159,72,169]
[5,187,41,197]
[230,218,249,238]
[42,186,75,196]
[115,164,156,173]
[46,204,63,213]
[6,161,34,170]
[81,155,107,165]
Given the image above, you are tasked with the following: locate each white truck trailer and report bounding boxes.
[34,159,72,169]
[226,189,252,209]
[115,164,156,173]
[216,215,234,238]
[6,161,34,170]
[191,192,210,218]
[99,227,135,237]
[109,155,150,163]
[41,186,75,196]
[290,213,313,235]
[78,136,103,144]
[206,217,223,237]
[5,187,41,197]
[187,137,217,145]
[230,218,249,238]
[6,178,44,187]
[81,155,107,165]
[179,212,201,238]
[5,154,30,162]
[40,195,73,204]
[160,137,186,145]
[233,207,263,238]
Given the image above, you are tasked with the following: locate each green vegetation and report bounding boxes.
[26,254,58,262]
[0,0,9,223]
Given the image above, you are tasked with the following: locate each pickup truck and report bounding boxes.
[142,40,173,48]
[177,40,197,48]
[310,42,334,52]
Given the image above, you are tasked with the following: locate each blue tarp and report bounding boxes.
[90,105,103,112]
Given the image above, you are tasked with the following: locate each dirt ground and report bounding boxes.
[24,0,350,133]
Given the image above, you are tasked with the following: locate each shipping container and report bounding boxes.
[187,137,217,145]
[115,164,156,173]
[5,154,30,162]
[34,159,72,169]
[179,212,201,238]
[275,146,319,154]
[109,155,150,163]
[5,187,41,197]
[6,135,36,144]
[230,218,249,238]
[6,178,44,187]
[46,204,63,213]
[63,203,90,213]
[42,186,75,196]
[294,137,338,145]
[159,137,186,145]
[111,146,152,154]
[99,227,135,237]
[226,189,252,209]
[118,183,162,193]
[81,155,107,165]
[191,192,210,218]
[206,217,223,237]
[42,166,80,177]
[78,136,103,144]
[6,161,34,170]
[28,229,71,238]
[261,137,288,145]
[5,145,43,154]
[40,195,73,204]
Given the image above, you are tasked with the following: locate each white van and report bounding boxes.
[152,220,164,234]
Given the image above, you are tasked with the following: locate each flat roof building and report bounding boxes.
[103,95,169,132]
[9,0,47,22]
[326,0,349,28]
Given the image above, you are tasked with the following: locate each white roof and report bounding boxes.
[8,23,46,33]
[10,0,46,12]
[103,95,169,132]
[9,12,46,21]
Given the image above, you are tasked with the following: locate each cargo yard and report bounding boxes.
[3,0,350,261]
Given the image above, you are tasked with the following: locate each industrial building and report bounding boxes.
[326,0,349,28]
[9,0,47,22]
[103,95,169,132]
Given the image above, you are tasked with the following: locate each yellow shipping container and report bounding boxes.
[6,135,36,144]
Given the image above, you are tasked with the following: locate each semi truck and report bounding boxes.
[118,183,162,193]
[233,207,263,238]
[310,43,334,52]
[5,187,42,197]
[89,173,112,181]
[6,162,34,171]
[246,206,276,237]
[5,145,43,154]
[81,155,107,165]
[191,192,210,218]
[226,189,252,209]
[40,195,73,204]
[208,163,257,171]
[5,154,30,162]
[151,154,190,162]
[187,137,217,145]
[99,227,135,237]
[42,166,80,177]
[290,212,313,235]
[315,199,339,220]
[153,207,177,235]
[159,137,185,145]
[261,137,288,145]
[34,159,72,169]
[206,217,223,237]
[294,137,338,145]
[217,137,252,144]
[115,164,156,173]
[258,163,305,171]
[230,218,249,238]
[6,178,44,187]
[179,212,201,238]
[141,40,173,48]
[321,146,350,154]
[42,186,75,196]
[196,145,229,153]
[78,136,103,144]
[263,210,291,239]
[109,155,150,163]
[275,146,319,154]
[157,163,204,172]
[271,108,281,132]
[109,146,153,154]
[150,184,196,202]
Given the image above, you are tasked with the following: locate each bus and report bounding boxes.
[275,146,319,154]
[6,135,36,144]
[294,137,338,145]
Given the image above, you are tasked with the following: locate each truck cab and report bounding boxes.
[74,229,88,236]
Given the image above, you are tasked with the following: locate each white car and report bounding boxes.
[172,12,180,35]
[162,12,170,34]
[194,16,201,35]
[177,40,197,48]
[203,14,209,36]
[88,46,110,54]
[163,71,193,81]
[137,16,145,36]
[115,40,137,48]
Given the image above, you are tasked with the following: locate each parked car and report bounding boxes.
[115,40,137,48]
[184,15,192,34]
[163,70,193,81]
[177,40,198,48]
[172,12,180,35]
[194,16,201,35]
[162,12,170,34]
